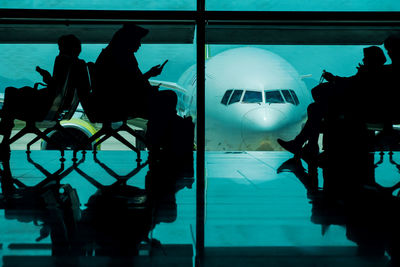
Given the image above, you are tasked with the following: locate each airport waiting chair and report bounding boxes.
[8,60,81,156]
[73,62,146,164]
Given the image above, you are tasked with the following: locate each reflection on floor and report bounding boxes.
[1,150,399,266]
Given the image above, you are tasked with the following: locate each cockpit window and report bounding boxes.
[228,90,243,105]
[242,90,262,104]
[221,89,233,105]
[289,90,300,105]
[282,90,295,105]
[264,90,284,104]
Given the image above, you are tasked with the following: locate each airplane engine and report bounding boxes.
[40,119,97,150]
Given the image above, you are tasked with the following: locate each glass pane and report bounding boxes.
[282,89,295,105]
[221,89,233,105]
[205,43,398,266]
[0,40,196,264]
[242,90,262,103]
[0,0,195,10]
[265,90,284,104]
[206,0,400,11]
[228,90,243,105]
[290,89,300,105]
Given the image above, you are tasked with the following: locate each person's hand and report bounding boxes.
[146,60,168,78]
[36,66,52,84]
[147,64,165,78]
[153,83,161,90]
[322,70,334,82]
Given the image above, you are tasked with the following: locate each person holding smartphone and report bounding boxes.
[94,24,168,120]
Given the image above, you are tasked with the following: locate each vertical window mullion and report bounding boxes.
[196,0,206,264]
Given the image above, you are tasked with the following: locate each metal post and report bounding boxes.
[196,0,205,263]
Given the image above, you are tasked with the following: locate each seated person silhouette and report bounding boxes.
[0,34,83,155]
[90,24,189,163]
[93,23,166,120]
[277,46,387,160]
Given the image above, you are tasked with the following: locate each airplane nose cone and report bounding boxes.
[242,107,287,132]
[241,107,288,150]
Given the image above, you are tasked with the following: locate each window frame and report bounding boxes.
[2,7,400,262]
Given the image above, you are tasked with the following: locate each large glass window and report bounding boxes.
[204,43,395,252]
[0,41,196,260]
[1,6,400,265]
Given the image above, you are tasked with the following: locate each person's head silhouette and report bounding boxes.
[384,35,400,64]
[362,46,386,67]
[58,34,82,57]
[109,24,149,53]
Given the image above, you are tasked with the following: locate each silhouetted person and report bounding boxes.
[93,23,165,119]
[0,34,83,158]
[277,46,387,162]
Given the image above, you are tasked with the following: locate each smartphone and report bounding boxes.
[160,59,168,69]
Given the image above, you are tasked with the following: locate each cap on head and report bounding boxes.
[110,24,149,48]
[121,24,149,39]
[363,46,386,65]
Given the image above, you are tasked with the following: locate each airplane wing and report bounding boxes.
[149,80,187,94]
[300,74,312,79]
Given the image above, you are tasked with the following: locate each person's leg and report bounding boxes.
[0,86,39,154]
[0,87,20,139]
[278,102,324,155]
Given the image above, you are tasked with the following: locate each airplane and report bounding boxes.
[152,47,313,150]
[4,47,314,151]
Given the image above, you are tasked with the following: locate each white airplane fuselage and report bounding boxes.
[175,47,313,151]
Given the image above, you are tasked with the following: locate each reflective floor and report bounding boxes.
[1,150,400,266]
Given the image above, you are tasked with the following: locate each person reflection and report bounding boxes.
[0,159,81,258]
[0,35,83,160]
[311,180,400,265]
[277,157,400,266]
[78,185,153,257]
[78,172,193,257]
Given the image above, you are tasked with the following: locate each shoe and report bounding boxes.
[277,157,306,178]
[277,139,302,155]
